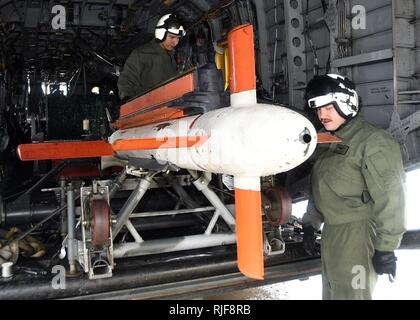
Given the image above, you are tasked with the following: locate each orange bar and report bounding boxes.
[228,24,256,94]
[17,140,114,161]
[112,136,209,151]
[119,72,196,118]
[317,133,342,144]
[115,107,186,130]
[18,136,210,161]
[234,188,264,280]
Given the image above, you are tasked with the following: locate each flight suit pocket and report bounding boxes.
[324,170,365,208]
[366,151,397,190]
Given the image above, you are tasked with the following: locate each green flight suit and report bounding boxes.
[117,40,178,99]
[303,115,406,300]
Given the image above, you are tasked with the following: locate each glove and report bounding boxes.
[372,250,397,279]
[302,225,318,256]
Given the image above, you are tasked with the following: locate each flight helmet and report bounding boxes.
[155,14,186,41]
[304,74,359,119]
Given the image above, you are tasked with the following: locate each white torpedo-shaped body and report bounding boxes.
[108,105,317,179]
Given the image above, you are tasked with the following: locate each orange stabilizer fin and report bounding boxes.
[234,188,264,280]
[112,136,209,151]
[17,136,210,161]
[228,24,256,94]
[317,132,342,144]
[17,140,114,161]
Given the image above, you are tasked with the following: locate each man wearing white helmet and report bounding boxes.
[302,74,406,299]
[118,13,186,100]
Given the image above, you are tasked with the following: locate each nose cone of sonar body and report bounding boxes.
[187,104,317,177]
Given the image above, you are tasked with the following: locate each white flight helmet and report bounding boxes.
[155,14,186,41]
[304,73,359,119]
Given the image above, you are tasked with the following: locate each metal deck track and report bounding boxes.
[64,258,322,300]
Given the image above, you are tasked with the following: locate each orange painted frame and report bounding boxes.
[119,72,197,118]
[114,107,186,130]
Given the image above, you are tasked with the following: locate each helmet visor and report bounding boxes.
[307,93,335,109]
[167,25,186,37]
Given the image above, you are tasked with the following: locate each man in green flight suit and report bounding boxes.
[302,74,406,300]
[117,14,185,100]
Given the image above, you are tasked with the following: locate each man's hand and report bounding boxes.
[303,225,318,256]
[372,250,397,280]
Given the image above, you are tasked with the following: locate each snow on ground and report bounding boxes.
[205,250,420,300]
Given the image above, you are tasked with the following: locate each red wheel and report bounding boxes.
[91,199,110,247]
[262,186,292,226]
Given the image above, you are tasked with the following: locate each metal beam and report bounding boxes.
[130,206,215,218]
[113,233,237,258]
[331,49,394,68]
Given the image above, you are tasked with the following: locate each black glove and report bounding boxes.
[372,250,397,279]
[303,225,318,256]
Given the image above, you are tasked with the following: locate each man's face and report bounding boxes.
[316,103,346,131]
[160,33,181,51]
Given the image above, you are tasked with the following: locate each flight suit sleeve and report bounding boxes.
[117,49,144,99]
[302,195,324,231]
[361,132,407,251]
